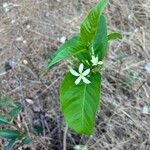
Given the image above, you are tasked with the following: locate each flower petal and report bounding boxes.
[70,69,79,76]
[92,63,97,66]
[75,77,82,85]
[98,61,103,65]
[79,63,84,73]
[82,69,90,76]
[91,56,95,60]
[91,55,99,66]
[82,76,91,84]
[91,56,95,63]
[95,57,98,62]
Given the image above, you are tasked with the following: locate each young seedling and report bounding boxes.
[0,96,33,150]
[48,0,122,135]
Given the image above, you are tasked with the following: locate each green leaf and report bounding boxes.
[32,124,43,135]
[93,15,108,60]
[21,136,32,145]
[107,32,122,41]
[0,97,15,107]
[60,72,101,135]
[10,105,22,118]
[76,50,91,65]
[0,129,21,139]
[80,0,108,45]
[48,36,85,68]
[6,139,16,150]
[0,115,10,125]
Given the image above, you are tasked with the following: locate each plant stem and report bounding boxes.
[63,124,68,150]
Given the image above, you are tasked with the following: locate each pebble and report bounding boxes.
[142,106,149,114]
[25,98,34,105]
[26,25,31,29]
[60,36,66,43]
[16,36,23,42]
[144,63,150,73]
[23,60,28,65]
[11,20,16,24]
[3,3,8,8]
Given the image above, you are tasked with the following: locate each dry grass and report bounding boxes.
[0,0,150,149]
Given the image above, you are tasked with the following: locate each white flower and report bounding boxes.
[70,63,91,85]
[91,55,103,66]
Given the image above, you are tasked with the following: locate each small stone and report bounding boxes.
[26,25,31,29]
[23,60,28,65]
[11,20,15,24]
[144,63,150,73]
[32,105,41,112]
[16,36,23,42]
[60,36,66,43]
[25,98,34,105]
[3,3,8,8]
[142,106,149,114]
[128,13,133,21]
[134,28,138,33]
[128,15,132,20]
[23,40,27,44]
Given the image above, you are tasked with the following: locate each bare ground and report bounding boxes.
[0,0,150,149]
